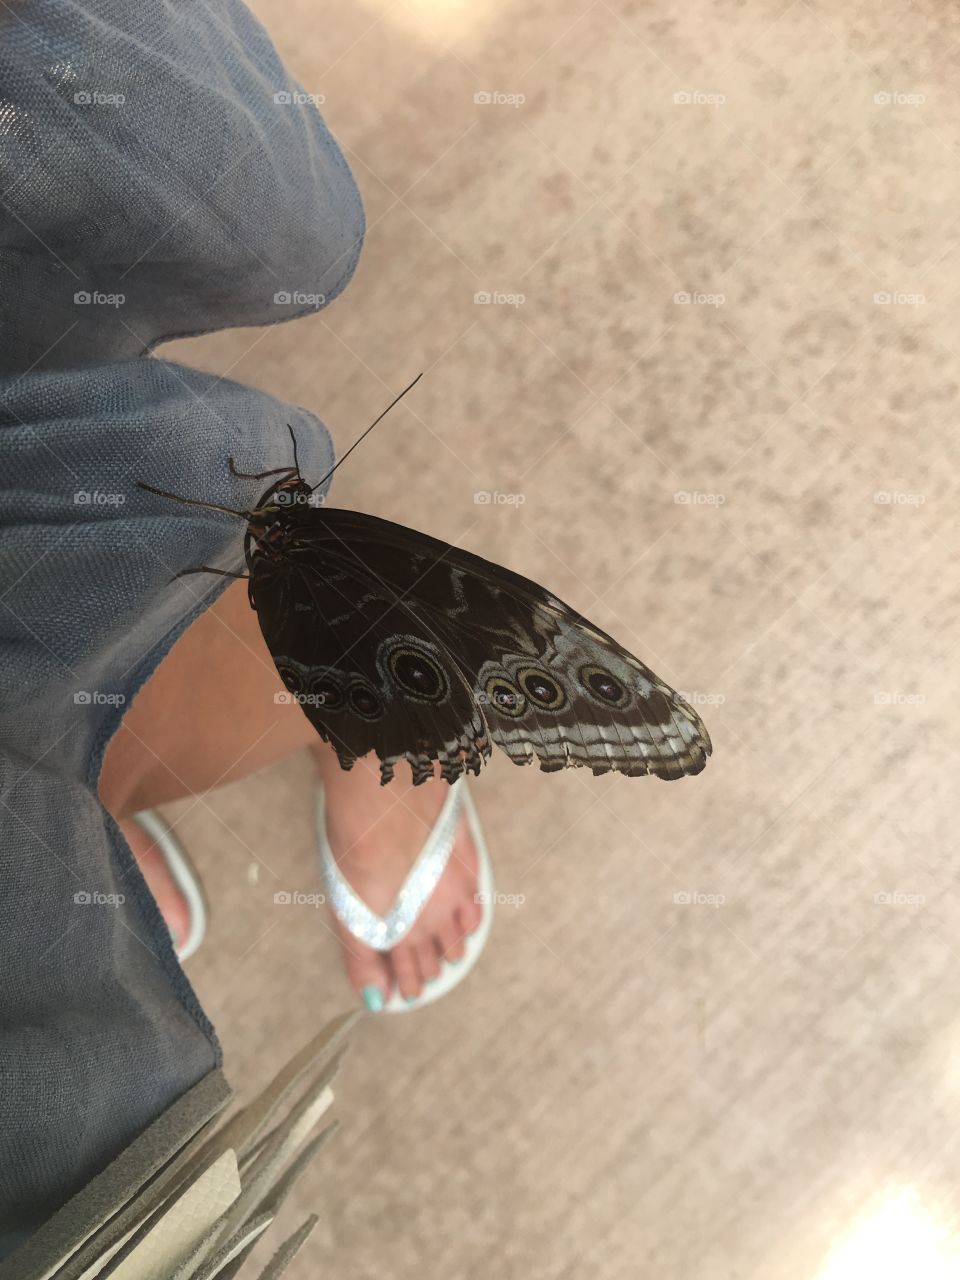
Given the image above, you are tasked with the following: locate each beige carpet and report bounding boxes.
[161,1,960,1276]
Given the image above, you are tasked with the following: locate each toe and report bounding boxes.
[419,940,442,985]
[435,919,467,964]
[457,895,483,939]
[335,921,391,1013]
[390,943,423,1002]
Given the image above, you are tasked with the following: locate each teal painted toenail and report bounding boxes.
[362,986,384,1013]
[404,995,418,1005]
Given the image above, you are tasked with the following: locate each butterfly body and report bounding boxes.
[245,473,712,787]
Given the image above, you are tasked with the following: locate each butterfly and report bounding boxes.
[139,379,712,787]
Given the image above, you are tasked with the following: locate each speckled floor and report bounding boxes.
[162,2,960,1276]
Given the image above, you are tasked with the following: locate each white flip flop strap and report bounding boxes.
[320,779,464,951]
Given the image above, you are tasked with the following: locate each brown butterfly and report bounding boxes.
[139,378,712,786]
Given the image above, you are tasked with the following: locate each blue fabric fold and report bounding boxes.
[0,0,363,1250]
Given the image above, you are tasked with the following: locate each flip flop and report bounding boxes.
[129,808,208,962]
[316,777,494,1013]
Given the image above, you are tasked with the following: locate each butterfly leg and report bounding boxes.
[227,458,299,482]
[173,566,249,580]
[136,479,249,519]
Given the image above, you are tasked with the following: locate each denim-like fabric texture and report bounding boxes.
[0,0,363,1252]
[0,0,364,371]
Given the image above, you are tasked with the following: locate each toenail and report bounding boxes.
[361,985,384,1013]
[404,995,418,1005]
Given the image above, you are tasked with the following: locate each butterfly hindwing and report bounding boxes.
[465,622,709,780]
[334,512,709,779]
[249,501,711,784]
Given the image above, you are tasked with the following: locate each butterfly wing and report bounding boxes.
[251,507,711,784]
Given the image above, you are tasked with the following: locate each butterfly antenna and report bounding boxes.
[310,372,424,493]
[287,424,303,478]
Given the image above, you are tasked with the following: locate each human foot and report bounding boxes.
[314,748,484,1010]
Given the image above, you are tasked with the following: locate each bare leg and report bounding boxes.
[99,581,317,817]
[100,580,482,1008]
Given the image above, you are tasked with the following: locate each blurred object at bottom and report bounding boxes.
[0,1013,360,1280]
